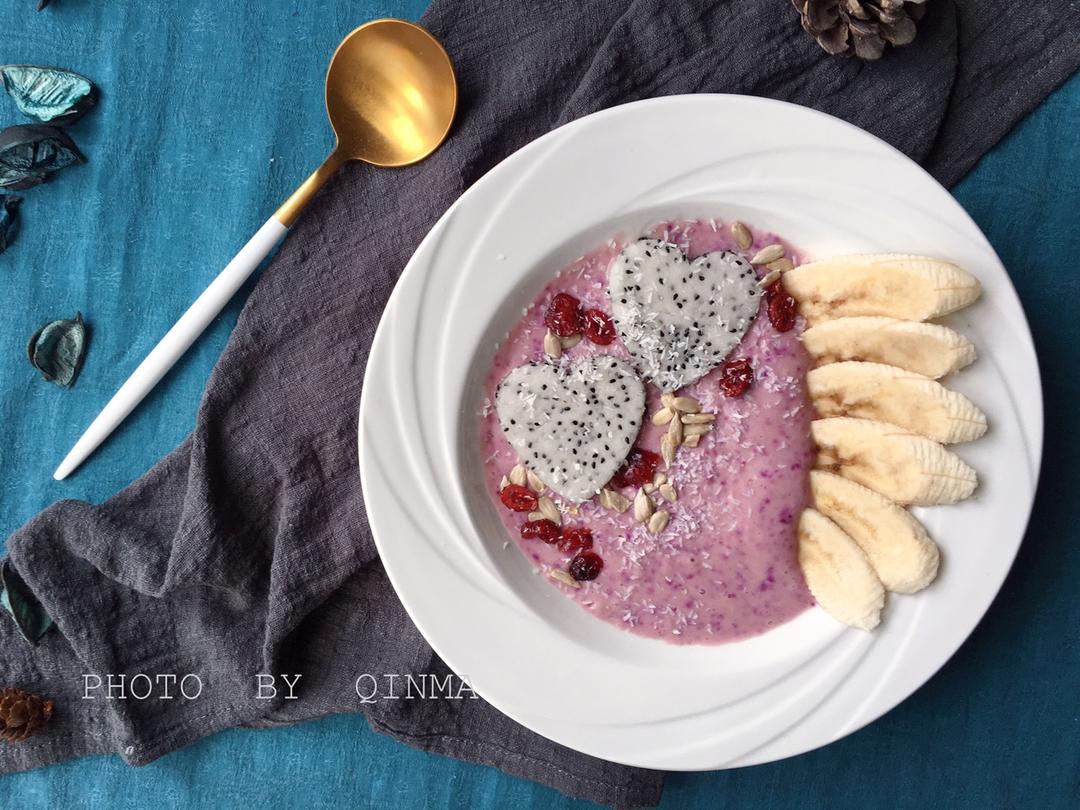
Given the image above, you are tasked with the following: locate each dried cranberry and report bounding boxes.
[765,281,797,332]
[558,526,593,553]
[544,292,584,337]
[610,448,662,489]
[719,358,754,398]
[568,551,604,581]
[521,519,561,543]
[582,309,616,345]
[499,484,538,512]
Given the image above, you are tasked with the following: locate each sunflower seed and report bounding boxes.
[548,569,581,589]
[751,244,785,265]
[543,330,562,359]
[757,269,782,289]
[526,470,545,493]
[667,413,683,446]
[538,496,561,525]
[509,464,527,487]
[661,391,676,409]
[683,434,701,448]
[660,434,676,468]
[681,413,715,424]
[559,333,582,349]
[633,488,654,522]
[653,472,667,487]
[651,407,675,426]
[527,511,545,521]
[671,396,701,413]
[499,475,510,490]
[598,488,631,513]
[731,221,753,250]
[684,423,712,437]
[767,257,794,273]
[647,510,670,534]
[658,482,677,503]
[642,483,656,494]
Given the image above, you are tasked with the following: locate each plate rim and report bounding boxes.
[358,93,1044,770]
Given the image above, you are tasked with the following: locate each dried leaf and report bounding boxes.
[0,194,20,255]
[0,561,53,645]
[27,311,87,386]
[0,124,85,190]
[1,65,98,124]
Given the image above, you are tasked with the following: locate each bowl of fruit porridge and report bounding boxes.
[359,95,1039,769]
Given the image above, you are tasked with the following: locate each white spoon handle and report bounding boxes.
[53,216,289,481]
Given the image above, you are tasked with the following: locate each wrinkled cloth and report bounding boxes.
[2,1,1078,807]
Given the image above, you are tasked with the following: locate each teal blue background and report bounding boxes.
[2,1,1078,807]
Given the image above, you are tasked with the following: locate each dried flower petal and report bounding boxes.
[0,124,85,190]
[0,194,20,255]
[27,311,87,387]
[0,65,98,124]
[0,561,53,645]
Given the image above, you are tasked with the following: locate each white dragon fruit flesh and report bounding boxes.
[495,356,646,502]
[608,238,761,392]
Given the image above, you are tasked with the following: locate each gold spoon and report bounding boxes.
[54,19,457,480]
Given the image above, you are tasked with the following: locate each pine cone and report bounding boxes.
[791,0,928,60]
[0,687,54,742]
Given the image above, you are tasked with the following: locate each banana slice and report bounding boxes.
[801,316,976,379]
[798,508,885,631]
[810,471,939,593]
[784,254,981,324]
[811,417,977,505]
[807,361,987,444]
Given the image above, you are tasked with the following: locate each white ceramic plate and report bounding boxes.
[359,95,1042,770]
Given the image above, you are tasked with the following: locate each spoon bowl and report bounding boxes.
[327,19,457,167]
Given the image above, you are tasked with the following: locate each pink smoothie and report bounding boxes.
[480,219,816,644]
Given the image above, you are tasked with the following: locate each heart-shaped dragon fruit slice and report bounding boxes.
[495,356,646,502]
[608,239,761,392]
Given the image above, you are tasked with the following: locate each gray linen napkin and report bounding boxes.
[2,1,1078,807]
